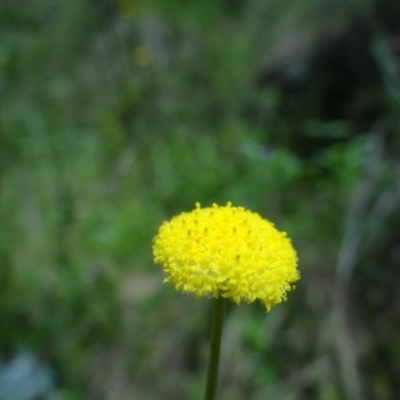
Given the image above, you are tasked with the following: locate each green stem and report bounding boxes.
[205,296,226,400]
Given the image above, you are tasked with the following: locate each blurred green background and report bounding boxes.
[1,0,400,399]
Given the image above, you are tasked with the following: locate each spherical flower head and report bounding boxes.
[153,202,299,311]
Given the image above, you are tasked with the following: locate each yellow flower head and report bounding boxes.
[153,202,299,311]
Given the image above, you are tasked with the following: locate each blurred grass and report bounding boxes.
[1,0,400,399]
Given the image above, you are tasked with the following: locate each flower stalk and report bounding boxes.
[205,297,226,400]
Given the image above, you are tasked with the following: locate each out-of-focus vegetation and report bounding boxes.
[1,0,400,399]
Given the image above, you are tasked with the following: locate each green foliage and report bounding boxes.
[1,0,400,399]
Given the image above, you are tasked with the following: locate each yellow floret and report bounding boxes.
[153,202,299,311]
